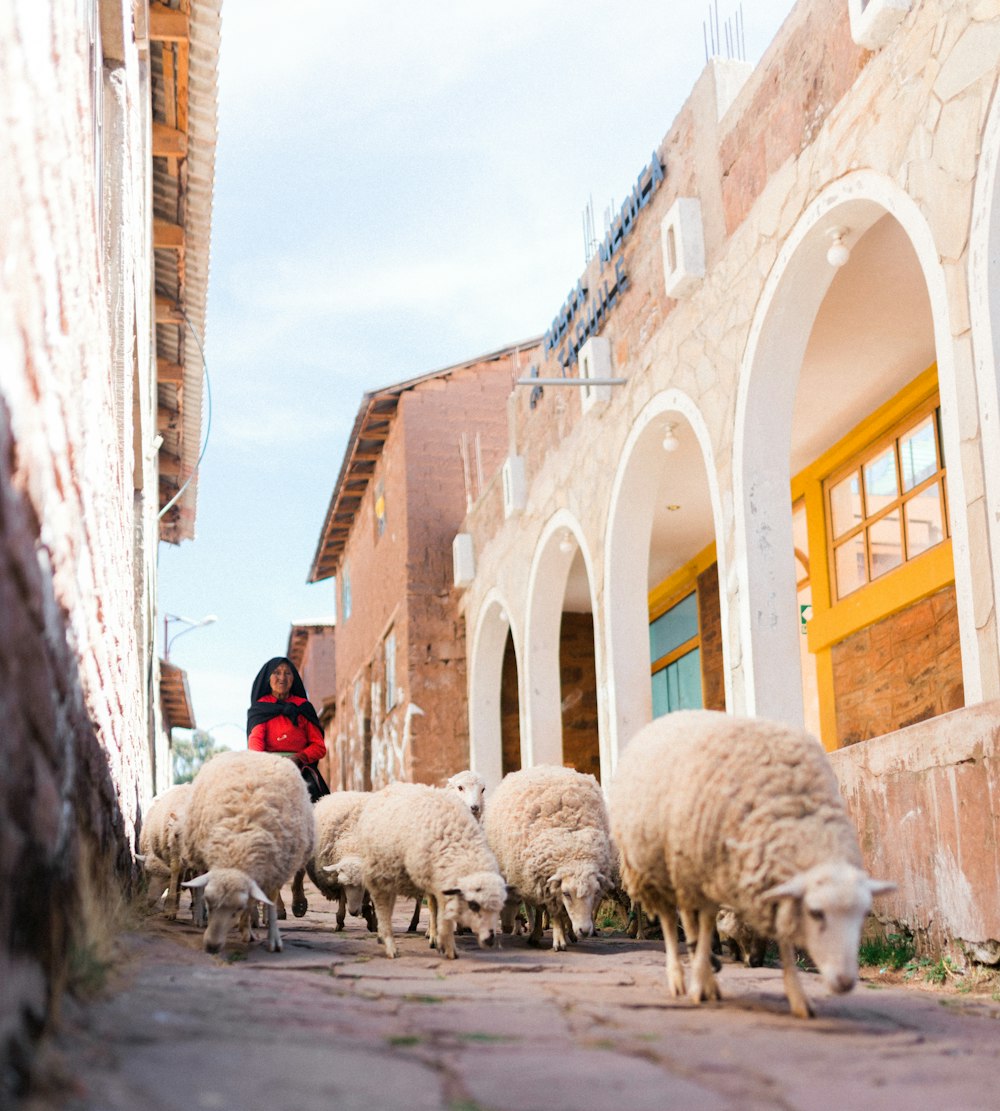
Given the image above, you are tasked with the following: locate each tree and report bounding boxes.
[172,730,229,784]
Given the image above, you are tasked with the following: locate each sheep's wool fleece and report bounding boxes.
[185,751,314,893]
[357,782,499,899]
[609,710,863,936]
[139,782,193,864]
[313,791,369,865]
[484,765,613,902]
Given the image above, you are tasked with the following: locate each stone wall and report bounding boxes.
[833,586,965,744]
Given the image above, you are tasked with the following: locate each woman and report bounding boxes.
[246,656,330,802]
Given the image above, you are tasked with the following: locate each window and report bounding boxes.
[374,479,387,538]
[826,402,947,601]
[649,591,702,717]
[342,561,352,620]
[384,631,397,712]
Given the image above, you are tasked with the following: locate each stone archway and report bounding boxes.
[468,593,520,792]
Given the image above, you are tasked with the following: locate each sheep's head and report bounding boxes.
[547,866,608,940]
[441,872,507,948]
[763,862,895,994]
[324,854,365,916]
[183,868,272,954]
[446,771,486,822]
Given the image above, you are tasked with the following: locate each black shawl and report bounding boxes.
[246,656,322,737]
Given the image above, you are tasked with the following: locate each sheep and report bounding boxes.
[483,764,614,951]
[608,709,895,1018]
[306,791,376,931]
[137,782,194,920]
[716,907,768,967]
[407,770,488,934]
[181,750,314,955]
[355,781,507,959]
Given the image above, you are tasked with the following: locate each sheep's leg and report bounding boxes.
[435,901,457,959]
[192,888,206,927]
[362,891,378,932]
[165,859,181,921]
[408,895,423,933]
[688,906,721,1004]
[335,890,346,931]
[427,894,439,948]
[275,890,287,920]
[779,939,814,1019]
[527,903,545,947]
[266,892,283,953]
[650,900,685,996]
[239,905,254,944]
[371,891,398,958]
[291,869,308,917]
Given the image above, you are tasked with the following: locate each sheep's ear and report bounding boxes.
[324,860,344,874]
[762,875,807,902]
[183,873,210,890]
[867,879,896,897]
[441,888,462,896]
[135,853,147,864]
[248,880,273,906]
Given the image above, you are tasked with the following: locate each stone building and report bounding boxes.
[309,341,539,791]
[458,0,1000,959]
[0,0,219,1091]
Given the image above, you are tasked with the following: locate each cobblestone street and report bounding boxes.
[24,883,1000,1111]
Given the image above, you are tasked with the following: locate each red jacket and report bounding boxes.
[248,695,326,765]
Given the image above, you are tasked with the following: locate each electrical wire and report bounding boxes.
[158,306,213,520]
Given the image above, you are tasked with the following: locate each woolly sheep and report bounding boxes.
[484,765,614,951]
[182,750,314,954]
[355,782,507,959]
[138,782,194,920]
[407,770,488,934]
[306,791,375,930]
[609,710,894,1018]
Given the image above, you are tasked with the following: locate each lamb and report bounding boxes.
[355,781,507,959]
[483,764,614,951]
[181,750,314,954]
[306,791,375,931]
[137,782,194,919]
[407,770,488,934]
[608,709,894,1018]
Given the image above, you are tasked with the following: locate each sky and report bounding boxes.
[158,0,798,754]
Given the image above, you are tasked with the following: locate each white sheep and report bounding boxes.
[408,770,488,934]
[483,764,614,951]
[609,709,894,1018]
[137,782,195,919]
[355,782,507,959]
[181,750,314,955]
[306,791,374,930]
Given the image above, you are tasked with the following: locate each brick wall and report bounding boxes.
[833,586,965,745]
[559,612,601,781]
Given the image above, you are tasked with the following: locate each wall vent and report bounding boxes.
[501,455,526,518]
[579,335,612,414]
[848,0,911,49]
[661,197,705,298]
[452,532,475,588]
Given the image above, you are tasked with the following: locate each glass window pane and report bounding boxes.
[869,510,903,579]
[899,415,937,493]
[830,472,862,539]
[649,591,698,663]
[674,648,703,710]
[863,446,898,515]
[835,533,867,597]
[905,482,944,558]
[651,668,670,718]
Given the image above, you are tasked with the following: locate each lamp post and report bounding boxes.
[163,612,217,661]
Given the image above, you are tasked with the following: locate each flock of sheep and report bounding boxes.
[139,709,893,1019]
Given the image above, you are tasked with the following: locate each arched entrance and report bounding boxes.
[468,594,521,792]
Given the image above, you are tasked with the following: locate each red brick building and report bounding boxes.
[309,341,540,790]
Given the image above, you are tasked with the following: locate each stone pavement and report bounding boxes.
[23,881,1000,1111]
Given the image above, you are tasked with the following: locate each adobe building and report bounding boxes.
[458,0,1000,961]
[0,1,219,1090]
[309,341,540,791]
[286,622,338,788]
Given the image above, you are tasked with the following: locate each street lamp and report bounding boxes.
[163,612,217,661]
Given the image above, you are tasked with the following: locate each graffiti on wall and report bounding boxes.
[370,701,424,789]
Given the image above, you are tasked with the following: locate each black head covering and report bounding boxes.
[246,656,322,738]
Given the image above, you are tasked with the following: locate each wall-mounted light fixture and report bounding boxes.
[662,421,680,452]
[559,529,574,554]
[826,226,851,268]
[498,609,509,626]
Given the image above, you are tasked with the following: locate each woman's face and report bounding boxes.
[269,662,293,699]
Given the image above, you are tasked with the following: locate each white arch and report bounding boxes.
[604,389,729,772]
[468,590,520,792]
[968,78,1000,672]
[523,511,602,770]
[734,168,981,725]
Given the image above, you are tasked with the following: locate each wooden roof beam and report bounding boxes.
[153,122,187,157]
[149,2,190,42]
[154,218,185,250]
[155,294,184,325]
[157,358,184,385]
